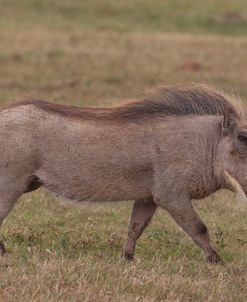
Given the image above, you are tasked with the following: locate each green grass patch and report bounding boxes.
[1,0,247,34]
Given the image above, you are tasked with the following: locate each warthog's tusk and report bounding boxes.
[224,170,247,202]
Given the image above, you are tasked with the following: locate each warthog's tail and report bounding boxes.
[224,170,247,203]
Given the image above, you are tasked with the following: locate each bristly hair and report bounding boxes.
[115,84,243,120]
[10,84,243,122]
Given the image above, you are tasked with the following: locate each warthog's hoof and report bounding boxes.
[123,252,134,261]
[0,241,6,256]
[123,240,135,261]
[207,252,224,265]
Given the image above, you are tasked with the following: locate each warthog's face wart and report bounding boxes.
[219,108,247,197]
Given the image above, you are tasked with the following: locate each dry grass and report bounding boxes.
[1,191,247,301]
[1,1,247,301]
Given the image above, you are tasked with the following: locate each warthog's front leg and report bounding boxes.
[163,200,223,264]
[123,198,157,260]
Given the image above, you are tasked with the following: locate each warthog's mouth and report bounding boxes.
[224,170,247,203]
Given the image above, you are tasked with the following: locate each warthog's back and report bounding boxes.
[0,102,157,201]
[34,109,155,201]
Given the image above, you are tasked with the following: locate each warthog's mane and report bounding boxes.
[11,85,243,122]
[131,85,243,119]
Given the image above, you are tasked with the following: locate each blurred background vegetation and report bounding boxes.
[1,0,247,34]
[1,0,247,105]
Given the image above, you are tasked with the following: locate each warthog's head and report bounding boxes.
[217,107,247,200]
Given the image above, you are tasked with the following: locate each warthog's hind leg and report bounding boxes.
[0,237,5,255]
[0,185,25,255]
[123,198,157,260]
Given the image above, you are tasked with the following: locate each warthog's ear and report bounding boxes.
[223,107,238,133]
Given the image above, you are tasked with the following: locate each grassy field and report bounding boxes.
[1,1,247,301]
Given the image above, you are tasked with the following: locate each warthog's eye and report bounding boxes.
[238,133,247,144]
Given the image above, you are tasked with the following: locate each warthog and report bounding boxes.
[0,85,246,263]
